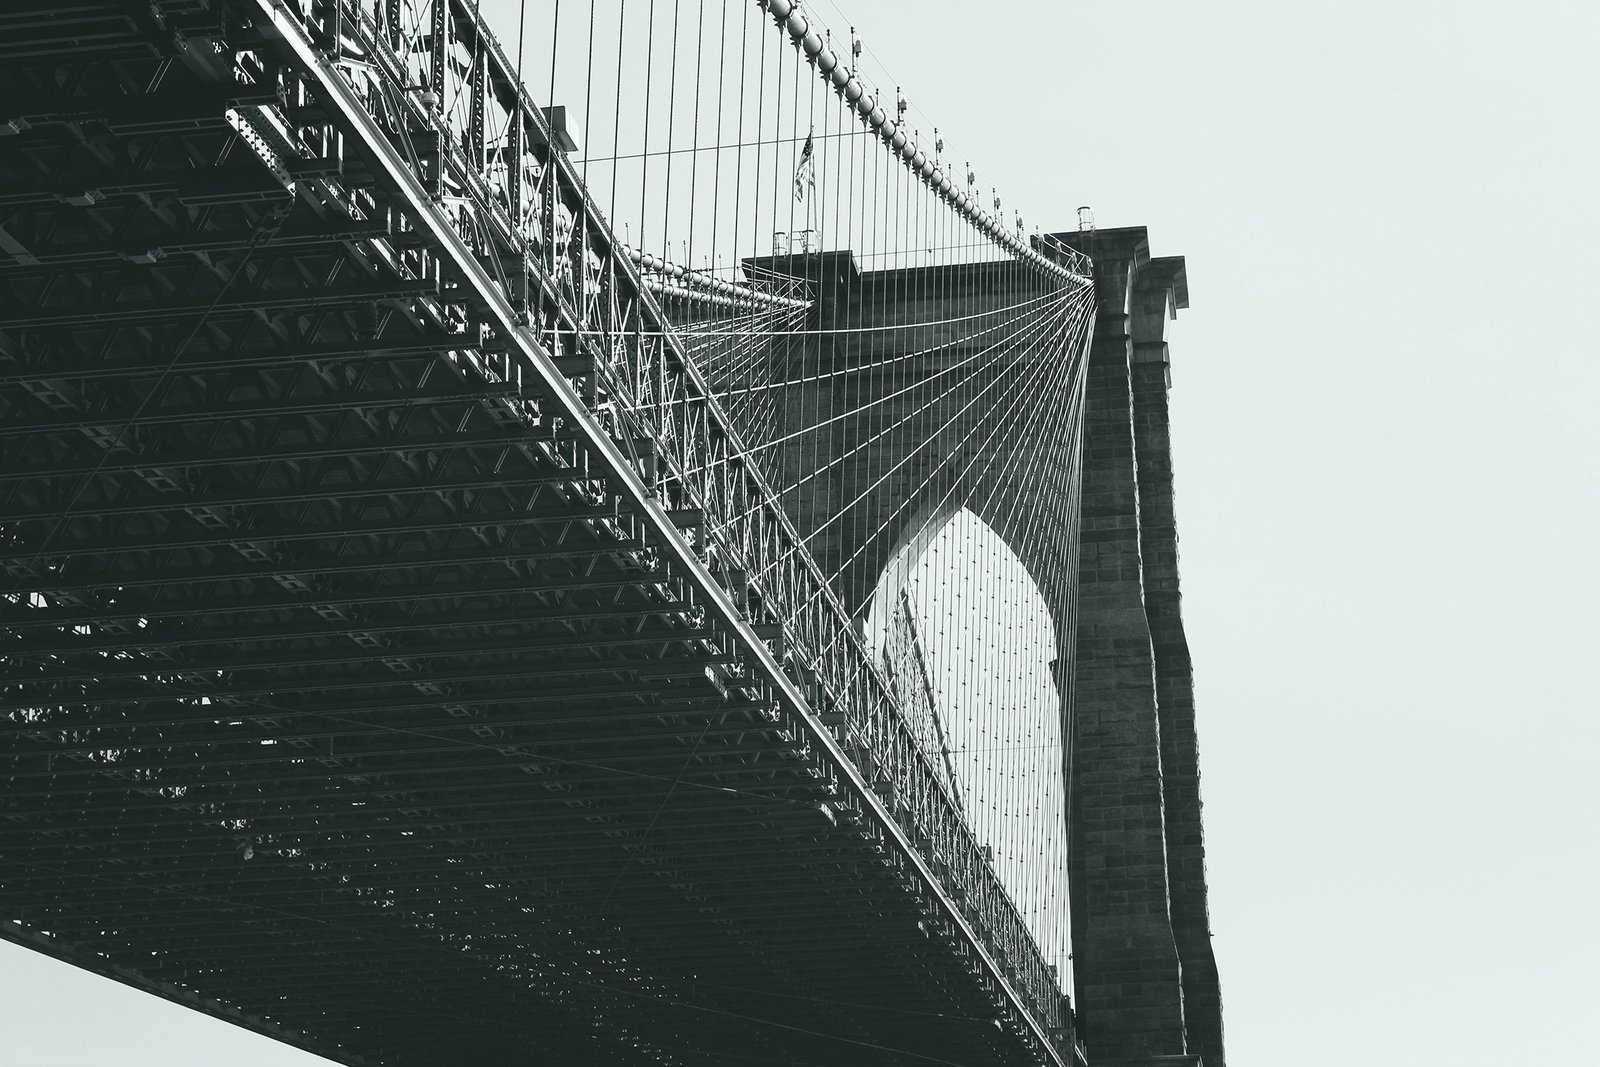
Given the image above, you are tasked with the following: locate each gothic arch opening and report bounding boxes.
[864,507,1073,995]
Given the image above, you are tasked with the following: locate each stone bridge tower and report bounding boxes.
[729,226,1224,1067]
[1060,227,1224,1067]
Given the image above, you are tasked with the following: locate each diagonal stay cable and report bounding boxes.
[815,289,1088,608]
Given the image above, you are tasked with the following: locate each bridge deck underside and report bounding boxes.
[0,5,1049,1066]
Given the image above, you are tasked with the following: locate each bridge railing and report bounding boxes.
[246,0,1076,1053]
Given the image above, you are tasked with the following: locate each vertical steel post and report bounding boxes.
[429,0,445,99]
[427,0,447,198]
[508,102,528,319]
[469,35,486,174]
[508,100,523,225]
[324,0,343,56]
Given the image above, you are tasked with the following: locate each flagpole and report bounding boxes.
[807,174,815,251]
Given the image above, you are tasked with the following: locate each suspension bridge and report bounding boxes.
[0,1,1221,1065]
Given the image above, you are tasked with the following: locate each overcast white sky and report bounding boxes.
[5,2,1597,1064]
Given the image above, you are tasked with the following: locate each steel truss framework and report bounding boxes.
[0,2,1092,1065]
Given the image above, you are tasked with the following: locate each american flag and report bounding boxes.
[793,132,815,202]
